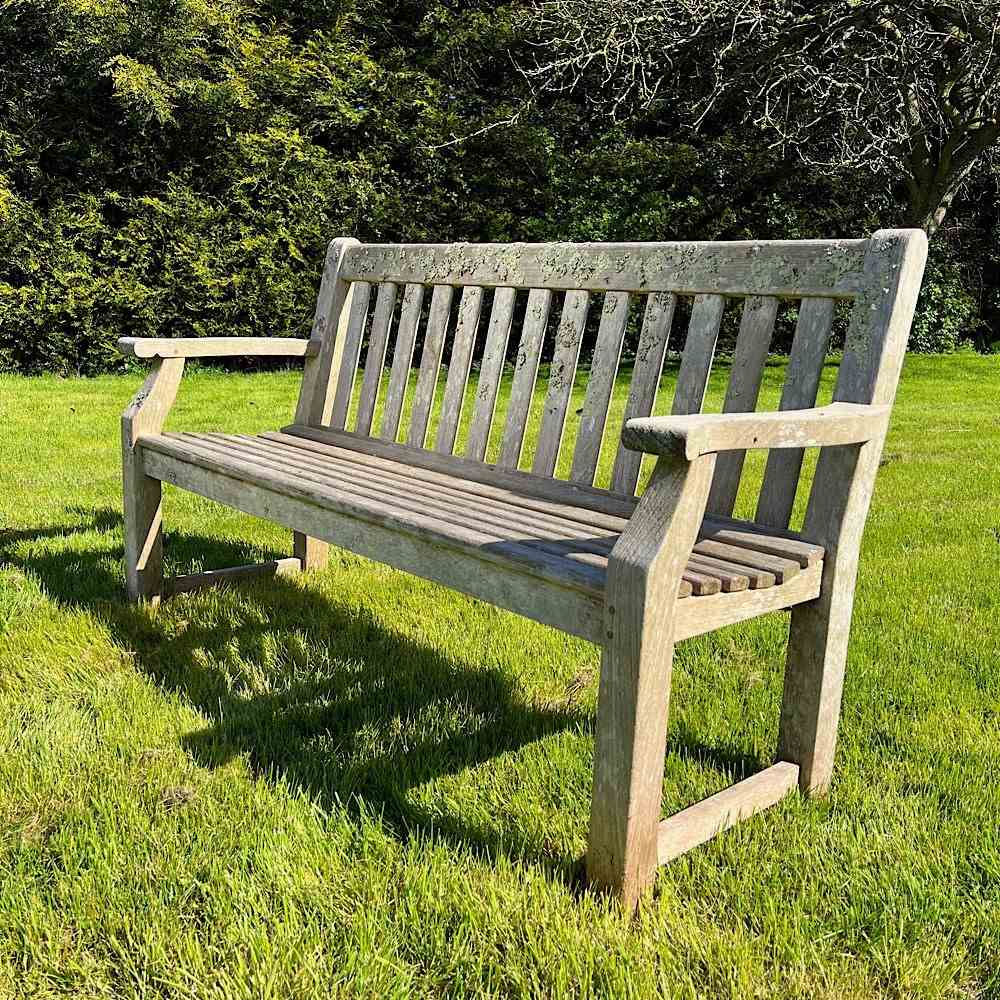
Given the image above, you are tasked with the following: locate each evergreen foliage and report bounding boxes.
[1,0,996,374]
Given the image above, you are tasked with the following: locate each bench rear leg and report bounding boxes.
[293,532,329,572]
[778,586,853,795]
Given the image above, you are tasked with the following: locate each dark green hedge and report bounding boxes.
[1,0,997,375]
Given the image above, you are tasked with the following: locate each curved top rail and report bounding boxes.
[340,239,869,299]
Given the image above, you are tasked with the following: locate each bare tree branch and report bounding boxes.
[520,0,1000,232]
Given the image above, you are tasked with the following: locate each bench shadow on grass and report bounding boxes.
[3,504,767,887]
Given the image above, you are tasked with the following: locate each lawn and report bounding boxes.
[1,354,999,998]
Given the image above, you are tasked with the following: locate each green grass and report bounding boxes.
[1,354,999,998]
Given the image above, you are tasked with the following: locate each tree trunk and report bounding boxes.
[903,125,1000,236]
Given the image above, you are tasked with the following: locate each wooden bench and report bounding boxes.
[119,232,927,909]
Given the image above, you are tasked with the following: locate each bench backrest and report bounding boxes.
[294,233,926,529]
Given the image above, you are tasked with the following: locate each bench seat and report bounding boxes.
[139,424,824,644]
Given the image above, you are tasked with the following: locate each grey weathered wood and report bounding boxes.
[498,288,553,469]
[329,280,373,430]
[121,231,927,911]
[622,403,890,460]
[570,291,630,486]
[164,557,303,596]
[146,432,608,597]
[689,551,773,590]
[248,435,620,544]
[587,453,717,910]
[341,241,869,298]
[122,358,185,603]
[409,284,454,448]
[466,287,516,462]
[285,423,640,520]
[657,762,799,863]
[533,290,590,477]
[295,237,360,426]
[685,555,751,592]
[672,294,725,417]
[681,567,722,596]
[355,281,398,436]
[118,337,318,359]
[380,283,425,442]
[143,447,606,642]
[198,433,618,556]
[699,516,824,567]
[778,229,927,795]
[673,561,823,642]
[155,430,823,622]
[755,297,837,528]
[706,296,779,515]
[435,286,484,455]
[270,429,636,528]
[610,292,676,495]
[293,531,328,571]
[690,538,800,584]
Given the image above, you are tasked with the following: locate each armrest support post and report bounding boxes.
[121,358,184,603]
[122,358,185,449]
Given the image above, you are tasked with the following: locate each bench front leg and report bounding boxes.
[587,452,716,910]
[122,358,185,603]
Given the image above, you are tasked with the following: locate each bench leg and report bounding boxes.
[586,454,715,910]
[587,629,676,911]
[123,453,165,604]
[777,586,854,795]
[293,532,329,572]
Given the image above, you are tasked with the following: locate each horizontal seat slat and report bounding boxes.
[230,435,623,549]
[183,434,619,582]
[141,448,608,642]
[685,556,751,593]
[699,516,824,567]
[142,431,825,628]
[690,539,801,583]
[146,433,609,596]
[263,432,634,533]
[282,424,641,521]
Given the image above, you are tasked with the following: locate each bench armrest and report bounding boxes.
[118,337,318,360]
[622,402,890,460]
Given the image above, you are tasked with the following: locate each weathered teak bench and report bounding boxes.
[120,231,926,908]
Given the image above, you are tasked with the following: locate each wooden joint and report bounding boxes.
[162,557,302,597]
[657,761,800,864]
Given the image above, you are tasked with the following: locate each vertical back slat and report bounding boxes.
[295,236,359,426]
[672,293,726,415]
[498,288,554,469]
[355,281,397,435]
[706,295,780,515]
[532,290,591,477]
[380,283,425,441]
[408,284,454,448]
[435,286,484,454]
[610,291,677,494]
[466,287,516,461]
[570,291,630,485]
[755,297,836,527]
[329,280,372,430]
